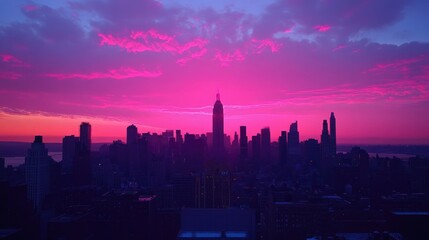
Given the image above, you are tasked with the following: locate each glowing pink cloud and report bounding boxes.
[176,48,208,64]
[314,25,331,32]
[46,66,162,80]
[0,54,31,68]
[99,30,208,56]
[367,56,426,73]
[283,25,295,33]
[1,54,22,63]
[268,79,429,106]
[215,50,245,66]
[130,30,174,43]
[251,39,281,53]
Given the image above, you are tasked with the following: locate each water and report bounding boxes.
[4,152,62,167]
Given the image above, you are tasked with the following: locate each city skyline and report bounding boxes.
[2,2,429,239]
[1,0,429,144]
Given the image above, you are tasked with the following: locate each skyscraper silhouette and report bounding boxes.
[252,134,261,162]
[261,127,271,162]
[176,130,183,145]
[330,112,337,158]
[303,138,320,167]
[232,131,239,148]
[80,122,91,152]
[287,121,300,159]
[74,122,92,186]
[25,136,51,209]
[321,119,331,183]
[321,120,330,162]
[212,93,224,158]
[279,131,287,164]
[239,126,248,160]
[127,124,138,145]
[62,135,79,173]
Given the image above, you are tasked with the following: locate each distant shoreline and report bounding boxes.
[3,152,63,168]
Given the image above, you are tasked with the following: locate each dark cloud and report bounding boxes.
[254,0,409,40]
[22,5,84,42]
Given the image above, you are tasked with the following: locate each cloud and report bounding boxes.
[215,50,245,66]
[23,5,39,12]
[366,55,427,75]
[0,53,31,68]
[46,66,162,80]
[21,4,84,42]
[1,54,23,63]
[176,48,207,64]
[279,80,429,105]
[99,30,208,54]
[251,38,281,53]
[256,0,410,41]
[314,25,331,32]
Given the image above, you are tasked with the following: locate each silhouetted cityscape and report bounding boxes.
[1,94,429,239]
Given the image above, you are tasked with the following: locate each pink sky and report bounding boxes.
[0,0,428,144]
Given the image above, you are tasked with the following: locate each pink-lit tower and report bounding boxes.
[212,92,224,158]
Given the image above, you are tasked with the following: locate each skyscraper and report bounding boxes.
[261,127,271,162]
[127,124,138,145]
[321,120,330,164]
[232,132,239,148]
[212,93,224,158]
[80,122,91,152]
[239,126,248,159]
[330,112,337,158]
[252,134,261,162]
[62,135,79,173]
[287,121,300,159]
[231,132,239,157]
[176,130,183,145]
[303,138,320,167]
[75,122,92,186]
[279,131,287,164]
[25,136,52,209]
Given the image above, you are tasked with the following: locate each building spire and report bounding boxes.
[216,91,220,101]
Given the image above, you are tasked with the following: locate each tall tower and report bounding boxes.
[212,93,224,158]
[252,134,261,162]
[330,112,337,158]
[176,130,183,145]
[321,120,330,162]
[261,127,271,162]
[287,121,300,158]
[127,124,138,145]
[279,131,287,164]
[62,135,79,173]
[75,122,92,186]
[25,136,51,209]
[321,119,332,184]
[239,126,248,159]
[80,122,91,152]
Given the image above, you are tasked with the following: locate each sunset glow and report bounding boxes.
[1,0,428,144]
